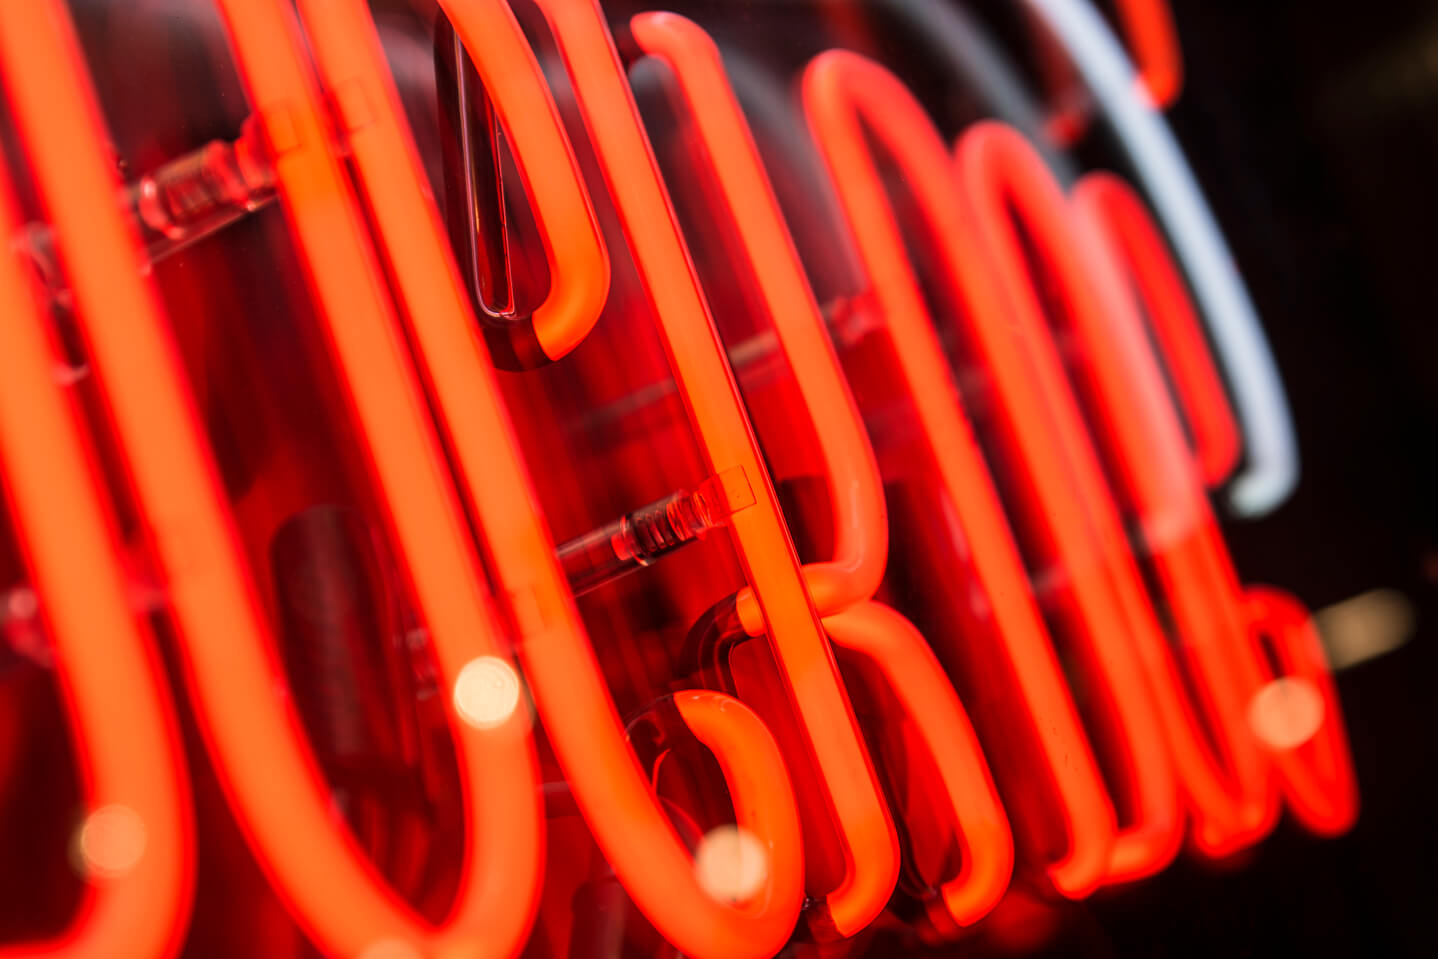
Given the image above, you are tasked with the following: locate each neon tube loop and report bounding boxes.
[628,11,1013,925]
[952,122,1278,860]
[951,120,1215,881]
[9,0,546,953]
[286,1,817,955]
[813,57,1181,884]
[0,160,192,958]
[1053,144,1356,850]
[420,0,610,367]
[803,49,1118,899]
[1243,588,1359,836]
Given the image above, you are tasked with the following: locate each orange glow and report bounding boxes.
[803,49,1118,898]
[287,0,811,955]
[529,0,898,939]
[0,152,191,958]
[627,11,888,628]
[1074,174,1239,488]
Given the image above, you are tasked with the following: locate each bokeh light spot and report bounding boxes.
[1247,677,1325,751]
[452,656,522,729]
[73,804,147,880]
[694,824,768,905]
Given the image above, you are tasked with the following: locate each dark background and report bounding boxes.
[991,1,1438,956]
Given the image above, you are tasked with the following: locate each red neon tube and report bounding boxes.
[950,121,1276,862]
[0,161,192,958]
[1244,589,1359,835]
[285,1,808,956]
[629,13,1013,925]
[1114,0,1185,109]
[1036,0,1183,142]
[1076,174,1240,488]
[824,602,1013,926]
[527,0,900,939]
[6,0,546,953]
[627,10,887,627]
[1073,173,1355,839]
[803,49,1120,898]
[209,0,548,950]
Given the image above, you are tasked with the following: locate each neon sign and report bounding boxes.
[0,1,1356,957]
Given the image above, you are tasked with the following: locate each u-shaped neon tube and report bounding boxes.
[808,58,1180,883]
[0,155,192,959]
[284,1,812,955]
[9,0,545,953]
[803,49,1118,899]
[415,0,609,365]
[951,121,1282,867]
[1074,161,1356,848]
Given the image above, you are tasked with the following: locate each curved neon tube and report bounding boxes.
[952,124,1277,859]
[0,157,192,958]
[285,1,811,955]
[424,0,609,363]
[1076,174,1241,487]
[825,603,1013,926]
[933,113,1187,882]
[1070,152,1357,848]
[630,15,1013,924]
[1243,588,1359,836]
[11,0,546,952]
[1019,0,1298,517]
[626,12,887,627]
[803,49,1117,899]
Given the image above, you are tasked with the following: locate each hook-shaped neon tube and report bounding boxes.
[0,159,192,958]
[422,0,609,363]
[625,11,887,627]
[825,603,1013,926]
